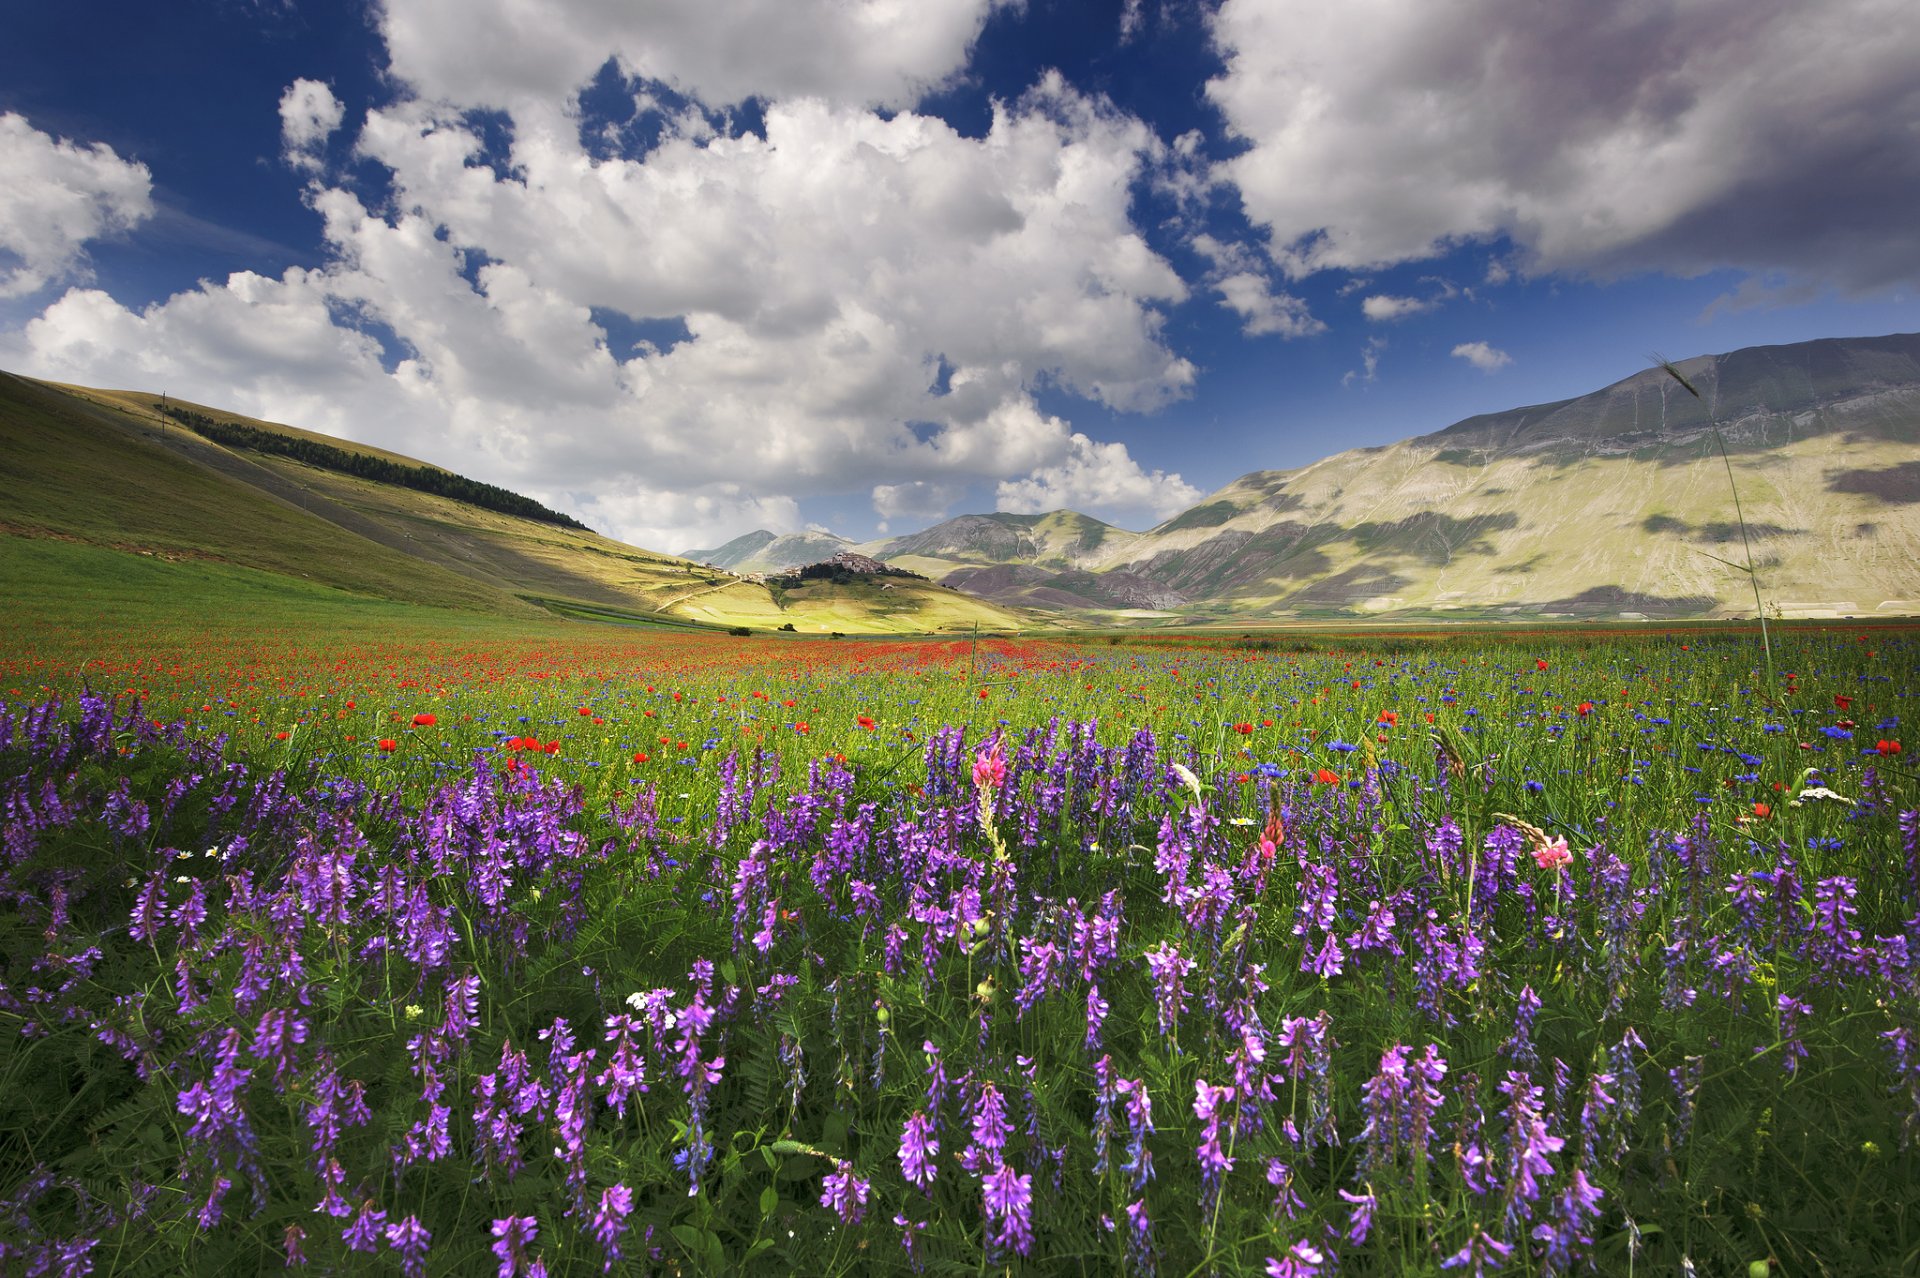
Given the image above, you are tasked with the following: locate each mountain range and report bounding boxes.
[690,332,1920,622]
[5,331,1917,633]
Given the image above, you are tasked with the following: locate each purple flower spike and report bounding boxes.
[982,1162,1033,1256]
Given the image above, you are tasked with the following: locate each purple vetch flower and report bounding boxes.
[1120,1078,1155,1190]
[820,1161,871,1225]
[1532,1166,1605,1274]
[443,972,481,1043]
[1809,877,1862,973]
[1670,1055,1705,1146]
[343,1200,387,1253]
[283,1222,307,1268]
[1275,1012,1339,1149]
[1086,984,1109,1052]
[1881,1024,1920,1147]
[1124,1198,1157,1277]
[923,1040,948,1112]
[195,1174,233,1230]
[490,1215,538,1278]
[129,870,168,942]
[1306,933,1346,979]
[894,1213,928,1271]
[176,1029,262,1213]
[1348,897,1402,956]
[1775,994,1814,1074]
[1577,1071,1617,1157]
[1505,986,1541,1069]
[1092,1057,1118,1176]
[1192,1080,1237,1200]
[1338,1186,1377,1244]
[1014,938,1064,1017]
[1608,1028,1645,1123]
[1143,942,1194,1040]
[982,1162,1033,1256]
[1266,1160,1306,1218]
[1265,1238,1327,1277]
[960,1079,1012,1174]
[250,1008,310,1086]
[385,1214,431,1278]
[1902,809,1918,899]
[899,1111,939,1188]
[1497,1071,1564,1226]
[1441,1225,1513,1275]
[596,1014,649,1117]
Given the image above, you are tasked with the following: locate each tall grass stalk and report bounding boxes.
[1654,354,1777,689]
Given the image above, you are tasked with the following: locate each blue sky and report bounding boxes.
[3,0,1915,552]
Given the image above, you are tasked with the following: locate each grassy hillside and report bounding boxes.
[934,334,1920,623]
[0,375,1035,634]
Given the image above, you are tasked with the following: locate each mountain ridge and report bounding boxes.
[824,332,1920,620]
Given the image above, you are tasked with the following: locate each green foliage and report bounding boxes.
[0,624,1914,1276]
[155,403,589,530]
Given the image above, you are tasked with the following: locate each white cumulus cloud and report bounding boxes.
[1207,0,1920,289]
[378,0,1010,112]
[873,480,965,522]
[5,69,1198,551]
[1451,341,1511,372]
[280,80,345,171]
[0,114,152,299]
[1191,232,1321,337]
[997,432,1200,522]
[1360,294,1432,322]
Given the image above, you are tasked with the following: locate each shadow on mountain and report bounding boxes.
[1642,515,1805,540]
[1828,461,1920,504]
[943,564,1186,610]
[1537,585,1720,616]
[1347,512,1521,564]
[1128,524,1335,593]
[1496,554,1547,576]
[1155,501,1240,533]
[1284,565,1414,606]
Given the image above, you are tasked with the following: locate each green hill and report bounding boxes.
[0,374,1034,635]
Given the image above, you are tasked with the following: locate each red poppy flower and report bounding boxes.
[1834,695,1853,710]
[1314,768,1341,785]
[1378,711,1399,726]
[544,741,560,755]
[1233,722,1254,735]
[1575,702,1594,717]
[1878,739,1903,756]
[1536,659,1549,671]
[378,738,398,752]
[633,751,649,764]
[1752,802,1771,819]
[857,715,876,730]
[412,713,436,727]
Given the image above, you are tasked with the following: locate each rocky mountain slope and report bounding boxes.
[879,332,1920,620]
[681,529,857,573]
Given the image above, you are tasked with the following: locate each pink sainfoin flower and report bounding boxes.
[1532,837,1572,871]
[972,738,1006,791]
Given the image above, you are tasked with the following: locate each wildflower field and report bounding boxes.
[1,615,1916,1276]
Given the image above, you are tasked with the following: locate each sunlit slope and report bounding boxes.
[927,334,1920,621]
[1095,336,1920,619]
[0,373,531,615]
[3,376,1037,633]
